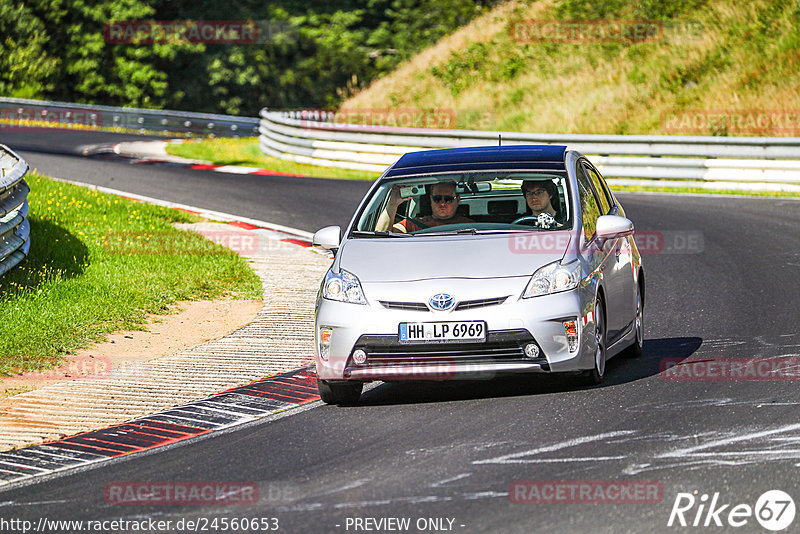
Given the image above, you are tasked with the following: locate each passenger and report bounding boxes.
[376,181,473,233]
[521,179,560,219]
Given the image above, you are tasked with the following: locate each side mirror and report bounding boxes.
[312,225,341,251]
[595,215,633,247]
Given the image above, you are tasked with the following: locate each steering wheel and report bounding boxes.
[511,215,541,226]
[513,213,560,229]
[396,215,430,229]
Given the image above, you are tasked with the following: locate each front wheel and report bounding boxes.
[623,284,644,358]
[318,379,363,405]
[578,297,606,386]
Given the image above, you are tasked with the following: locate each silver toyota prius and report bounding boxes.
[312,145,644,405]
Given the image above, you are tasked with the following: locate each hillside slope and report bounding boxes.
[341,0,800,136]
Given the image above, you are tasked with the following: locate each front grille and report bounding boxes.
[380,295,509,312]
[379,301,428,311]
[456,296,509,310]
[348,329,547,368]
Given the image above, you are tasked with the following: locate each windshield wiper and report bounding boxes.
[473,229,534,234]
[350,230,411,238]
[415,227,546,236]
[412,228,478,236]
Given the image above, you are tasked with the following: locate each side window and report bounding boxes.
[576,164,602,239]
[357,186,389,231]
[583,163,612,214]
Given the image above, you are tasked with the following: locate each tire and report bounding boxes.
[579,296,606,386]
[318,379,363,405]
[623,283,644,358]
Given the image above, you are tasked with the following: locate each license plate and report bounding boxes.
[399,321,486,344]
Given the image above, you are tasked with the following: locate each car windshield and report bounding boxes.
[352,171,572,236]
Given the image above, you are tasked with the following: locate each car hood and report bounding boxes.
[338,232,572,282]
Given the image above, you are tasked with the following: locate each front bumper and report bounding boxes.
[343,329,548,380]
[314,277,596,382]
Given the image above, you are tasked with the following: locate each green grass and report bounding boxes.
[0,174,263,376]
[344,0,800,137]
[166,137,381,181]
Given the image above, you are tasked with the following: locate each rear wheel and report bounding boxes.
[318,379,363,405]
[579,297,606,386]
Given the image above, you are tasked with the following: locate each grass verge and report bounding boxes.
[0,174,263,376]
[166,137,381,181]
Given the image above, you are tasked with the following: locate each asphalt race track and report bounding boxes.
[2,128,800,533]
[4,128,372,232]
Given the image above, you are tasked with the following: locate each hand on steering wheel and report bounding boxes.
[512,215,541,226]
[396,215,430,229]
[513,213,557,229]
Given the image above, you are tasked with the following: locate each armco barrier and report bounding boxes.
[3,99,798,189]
[0,97,259,137]
[258,109,800,189]
[0,145,31,278]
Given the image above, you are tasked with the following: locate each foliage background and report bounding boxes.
[0,0,499,115]
[342,0,800,135]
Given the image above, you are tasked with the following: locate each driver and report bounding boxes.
[376,181,473,233]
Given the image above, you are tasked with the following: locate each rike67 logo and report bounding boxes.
[668,490,796,531]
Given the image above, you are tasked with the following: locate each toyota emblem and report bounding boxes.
[429,293,456,311]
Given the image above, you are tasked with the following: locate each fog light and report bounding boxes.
[524,343,540,359]
[319,327,332,361]
[352,349,367,365]
[563,320,579,353]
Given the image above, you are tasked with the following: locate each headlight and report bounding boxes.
[322,269,367,304]
[522,260,581,298]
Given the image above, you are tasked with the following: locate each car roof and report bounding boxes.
[385,145,568,177]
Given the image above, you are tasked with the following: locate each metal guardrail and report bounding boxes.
[259,109,800,190]
[0,97,259,137]
[0,145,31,278]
